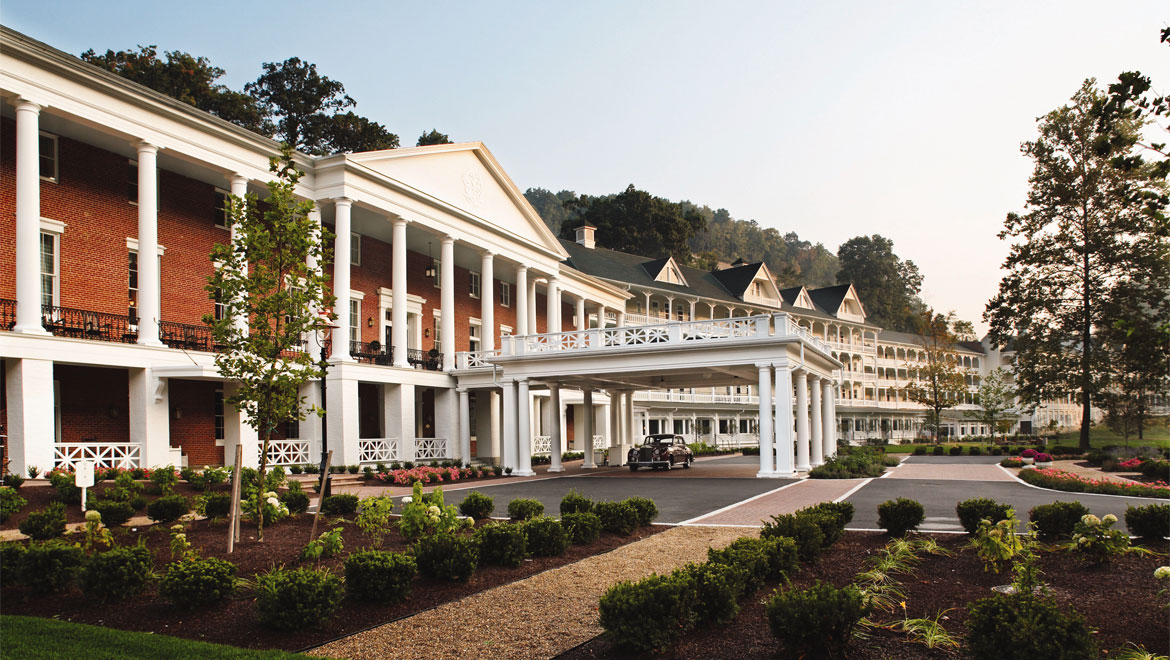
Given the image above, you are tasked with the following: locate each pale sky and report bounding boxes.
[4,1,1167,333]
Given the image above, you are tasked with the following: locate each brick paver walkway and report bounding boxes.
[885,463,1014,481]
[682,478,869,526]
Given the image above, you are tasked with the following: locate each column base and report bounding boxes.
[774,470,797,478]
[513,469,535,477]
[137,339,165,347]
[756,470,779,478]
[795,463,811,472]
[12,325,49,335]
[547,466,565,473]
[582,463,598,469]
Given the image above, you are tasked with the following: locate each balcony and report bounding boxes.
[40,305,140,343]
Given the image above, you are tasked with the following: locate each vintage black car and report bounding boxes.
[627,434,694,471]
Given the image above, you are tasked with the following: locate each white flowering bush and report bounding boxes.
[398,482,470,540]
[245,490,290,526]
[1069,513,1129,564]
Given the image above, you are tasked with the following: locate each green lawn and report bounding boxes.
[881,419,1169,455]
[0,616,330,660]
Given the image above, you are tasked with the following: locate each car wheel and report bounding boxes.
[666,456,674,470]
[629,465,638,472]
[683,457,691,469]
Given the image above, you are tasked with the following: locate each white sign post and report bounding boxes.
[75,460,95,511]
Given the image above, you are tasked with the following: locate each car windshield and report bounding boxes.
[642,435,676,445]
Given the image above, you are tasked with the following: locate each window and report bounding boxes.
[40,231,58,307]
[469,272,481,299]
[213,287,226,321]
[349,298,360,343]
[214,389,225,442]
[469,321,481,352]
[284,418,300,439]
[432,259,441,287]
[214,189,230,229]
[500,325,513,337]
[351,233,361,266]
[751,281,762,296]
[433,312,441,345]
[128,160,137,202]
[128,251,138,321]
[500,282,511,307]
[39,132,58,182]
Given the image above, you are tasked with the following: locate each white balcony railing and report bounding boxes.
[634,390,759,405]
[358,438,398,463]
[260,439,311,466]
[533,435,552,455]
[54,442,141,470]
[415,437,449,460]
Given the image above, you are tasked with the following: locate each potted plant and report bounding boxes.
[1020,448,1037,465]
[1034,452,1053,468]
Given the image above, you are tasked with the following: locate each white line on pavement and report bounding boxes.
[675,480,805,526]
[834,478,873,503]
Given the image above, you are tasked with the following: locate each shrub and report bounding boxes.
[623,497,658,526]
[193,493,231,519]
[599,573,695,653]
[0,486,27,523]
[507,498,544,521]
[301,527,344,561]
[27,466,39,479]
[932,445,945,456]
[413,532,478,582]
[1018,467,1169,498]
[957,498,1013,535]
[1125,504,1170,541]
[913,447,927,456]
[1001,457,1024,467]
[761,513,825,562]
[971,511,1025,573]
[561,512,602,545]
[808,448,888,479]
[347,464,359,474]
[1139,460,1170,482]
[150,465,179,494]
[80,544,153,601]
[255,566,344,630]
[3,474,26,489]
[475,522,528,567]
[877,498,924,536]
[281,488,310,516]
[678,561,747,624]
[595,501,639,536]
[949,446,963,456]
[399,484,469,540]
[708,536,798,590]
[1029,501,1089,540]
[19,502,66,540]
[459,491,494,520]
[1070,513,1130,564]
[0,542,27,586]
[48,471,82,505]
[92,499,135,527]
[17,540,84,591]
[147,494,190,523]
[289,464,303,475]
[344,550,417,603]
[1021,448,1038,459]
[318,493,358,515]
[523,516,568,557]
[965,594,1095,660]
[560,489,594,515]
[160,557,237,607]
[766,581,869,658]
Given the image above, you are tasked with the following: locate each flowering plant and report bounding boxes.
[398,482,470,540]
[1034,453,1052,463]
[1020,449,1038,459]
[376,465,491,486]
[245,490,289,525]
[82,509,113,552]
[1017,467,1170,498]
[1118,458,1143,470]
[1069,513,1130,564]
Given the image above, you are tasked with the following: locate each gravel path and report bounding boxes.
[309,525,753,660]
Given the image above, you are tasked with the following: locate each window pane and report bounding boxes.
[39,135,55,180]
[39,233,55,307]
[128,161,138,201]
[349,299,359,343]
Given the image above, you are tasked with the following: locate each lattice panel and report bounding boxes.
[54,443,142,470]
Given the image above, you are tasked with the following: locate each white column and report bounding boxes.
[224,380,260,469]
[582,388,596,468]
[756,365,774,477]
[795,369,810,472]
[136,142,162,345]
[527,277,538,334]
[434,388,458,460]
[480,252,495,351]
[547,276,560,333]
[623,390,635,446]
[617,310,626,327]
[549,385,564,472]
[501,380,517,472]
[608,394,619,449]
[331,199,354,361]
[391,217,409,367]
[129,368,171,466]
[689,299,696,320]
[666,297,673,319]
[14,100,48,334]
[576,297,587,331]
[4,358,55,474]
[515,266,529,336]
[229,175,249,335]
[826,379,838,457]
[516,379,533,476]
[810,374,824,466]
[440,236,455,370]
[598,304,608,329]
[458,388,471,466]
[775,361,795,476]
[384,382,415,462]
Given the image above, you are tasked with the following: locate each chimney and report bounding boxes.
[574,224,596,249]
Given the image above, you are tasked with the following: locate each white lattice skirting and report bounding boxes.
[533,435,552,454]
[414,437,449,460]
[54,443,141,470]
[358,438,398,463]
[260,439,310,466]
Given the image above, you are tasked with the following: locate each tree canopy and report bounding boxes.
[417,129,452,146]
[903,310,969,442]
[836,235,924,332]
[554,184,708,264]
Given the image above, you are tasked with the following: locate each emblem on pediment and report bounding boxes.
[462,169,484,208]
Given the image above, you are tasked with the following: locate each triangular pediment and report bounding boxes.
[348,143,566,257]
[642,256,688,286]
[837,283,867,322]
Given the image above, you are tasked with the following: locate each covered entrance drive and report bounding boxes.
[454,313,841,478]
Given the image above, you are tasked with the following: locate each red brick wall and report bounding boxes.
[168,379,222,466]
[54,365,129,444]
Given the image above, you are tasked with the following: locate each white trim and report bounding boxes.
[349,289,366,300]
[351,232,362,266]
[469,270,481,299]
[39,217,66,234]
[213,188,230,230]
[39,130,58,183]
[125,237,166,255]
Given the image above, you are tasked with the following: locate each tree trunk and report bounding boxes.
[1079,232,1092,452]
[257,427,270,542]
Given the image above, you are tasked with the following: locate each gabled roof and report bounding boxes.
[711,262,765,298]
[807,284,852,316]
[779,286,817,310]
[640,256,689,286]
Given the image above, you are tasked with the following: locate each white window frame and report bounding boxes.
[214,188,230,230]
[500,324,513,337]
[468,318,482,352]
[39,131,58,183]
[500,282,511,307]
[351,232,361,266]
[432,309,442,344]
[214,388,225,445]
[432,258,441,287]
[39,220,64,308]
[469,271,481,299]
[349,297,361,344]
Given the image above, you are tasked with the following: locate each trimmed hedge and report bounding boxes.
[319,494,359,515]
[560,489,594,515]
[160,557,237,608]
[475,522,527,567]
[459,491,494,520]
[956,498,1013,535]
[413,532,478,582]
[1029,501,1089,540]
[595,501,639,536]
[344,550,416,603]
[254,566,343,630]
[766,581,869,658]
[965,594,1095,660]
[562,512,602,545]
[507,498,545,521]
[523,517,568,557]
[1124,503,1169,541]
[81,544,154,601]
[19,502,67,540]
[623,497,658,527]
[877,498,924,536]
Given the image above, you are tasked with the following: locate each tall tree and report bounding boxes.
[204,149,334,540]
[81,45,268,133]
[985,79,1166,451]
[836,235,923,331]
[560,184,707,263]
[903,310,968,443]
[313,112,400,153]
[417,129,452,146]
[965,368,1017,443]
[524,188,581,236]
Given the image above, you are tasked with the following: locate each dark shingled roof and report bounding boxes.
[778,286,805,305]
[807,284,851,316]
[711,263,763,298]
[640,257,673,281]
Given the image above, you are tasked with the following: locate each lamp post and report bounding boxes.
[317,310,342,497]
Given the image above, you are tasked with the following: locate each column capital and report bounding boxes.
[771,357,791,369]
[334,197,353,209]
[456,386,468,393]
[516,264,529,274]
[14,98,42,113]
[441,235,455,246]
[229,173,248,186]
[136,140,158,155]
[480,249,494,258]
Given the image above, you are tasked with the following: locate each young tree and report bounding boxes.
[836,235,924,332]
[417,128,452,146]
[985,79,1165,451]
[204,149,334,540]
[965,368,1017,443]
[903,310,969,443]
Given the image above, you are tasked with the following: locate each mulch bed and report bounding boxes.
[1,510,665,652]
[1,481,220,530]
[559,532,1170,659]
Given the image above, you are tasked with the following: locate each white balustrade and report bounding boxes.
[532,435,552,455]
[414,437,449,460]
[358,438,398,463]
[55,442,141,470]
[260,439,311,466]
[455,349,501,369]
